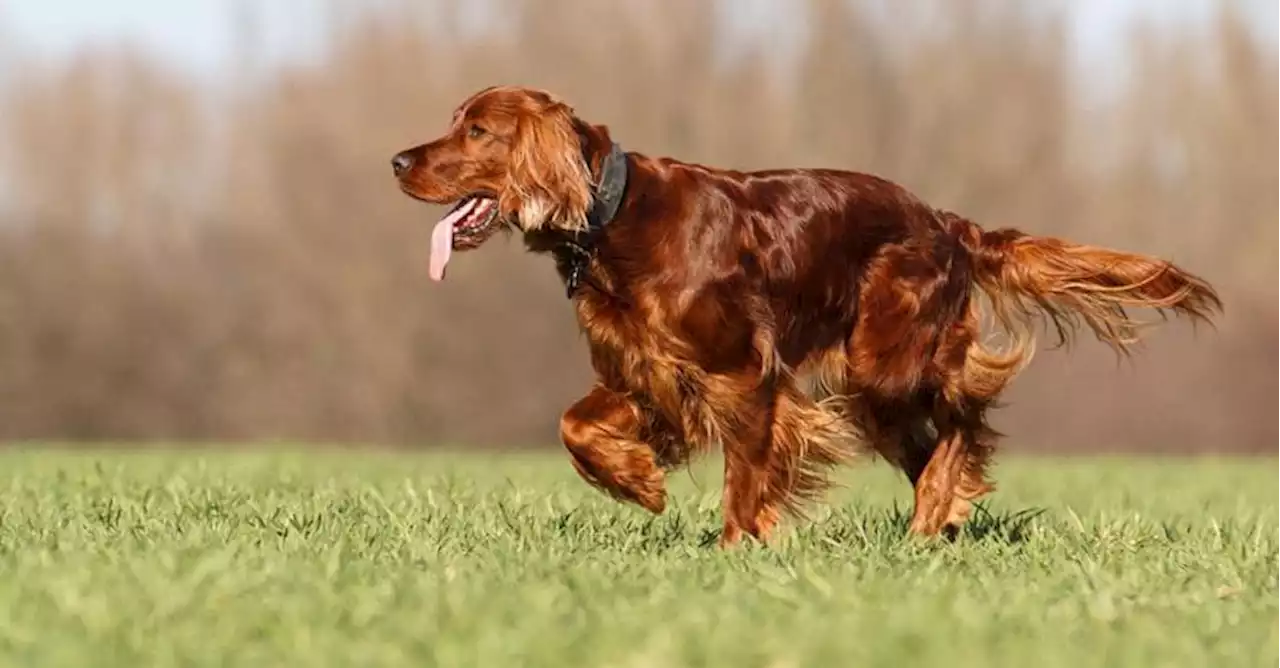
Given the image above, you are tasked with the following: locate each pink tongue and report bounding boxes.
[428,219,454,282]
[428,200,477,282]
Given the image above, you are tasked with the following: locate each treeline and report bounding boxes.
[0,0,1273,452]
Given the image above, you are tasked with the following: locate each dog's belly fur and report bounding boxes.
[576,288,867,472]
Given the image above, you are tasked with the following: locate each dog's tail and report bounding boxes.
[940,211,1222,400]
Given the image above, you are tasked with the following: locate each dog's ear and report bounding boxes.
[500,100,592,232]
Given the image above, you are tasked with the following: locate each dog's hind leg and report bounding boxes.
[857,394,936,485]
[846,258,1003,538]
[905,326,1003,537]
[855,393,990,536]
[905,414,996,537]
[560,384,668,514]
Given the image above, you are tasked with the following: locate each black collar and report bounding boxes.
[560,142,629,298]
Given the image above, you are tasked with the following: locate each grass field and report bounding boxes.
[0,449,1274,667]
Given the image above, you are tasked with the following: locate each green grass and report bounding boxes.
[0,449,1274,668]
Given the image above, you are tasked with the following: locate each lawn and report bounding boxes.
[0,448,1273,668]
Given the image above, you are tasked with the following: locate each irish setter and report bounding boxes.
[391,86,1220,546]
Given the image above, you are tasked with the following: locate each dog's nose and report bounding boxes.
[391,152,415,176]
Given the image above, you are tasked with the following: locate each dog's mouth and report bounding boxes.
[428,194,502,282]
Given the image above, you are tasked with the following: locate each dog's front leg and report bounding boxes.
[559,384,667,514]
[700,371,780,548]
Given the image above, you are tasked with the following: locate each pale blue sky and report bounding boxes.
[0,0,1273,74]
[0,0,321,70]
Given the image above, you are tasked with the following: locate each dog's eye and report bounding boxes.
[467,125,486,139]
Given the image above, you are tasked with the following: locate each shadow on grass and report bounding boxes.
[956,505,1048,544]
[536,499,1050,551]
[878,502,1048,545]
[688,504,1050,550]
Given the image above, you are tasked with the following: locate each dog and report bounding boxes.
[391,86,1220,546]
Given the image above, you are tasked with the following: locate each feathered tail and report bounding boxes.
[941,212,1222,400]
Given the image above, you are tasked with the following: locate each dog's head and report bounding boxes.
[391,86,595,280]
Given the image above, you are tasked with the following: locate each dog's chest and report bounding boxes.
[573,291,695,416]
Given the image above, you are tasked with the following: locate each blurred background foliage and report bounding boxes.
[0,0,1273,452]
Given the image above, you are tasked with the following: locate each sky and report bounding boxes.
[3,0,1270,76]
[0,0,321,71]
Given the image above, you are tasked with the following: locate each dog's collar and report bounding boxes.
[586,141,629,231]
[560,141,629,298]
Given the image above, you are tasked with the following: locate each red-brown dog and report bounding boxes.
[392,86,1220,546]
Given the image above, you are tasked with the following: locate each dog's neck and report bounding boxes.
[557,135,630,299]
